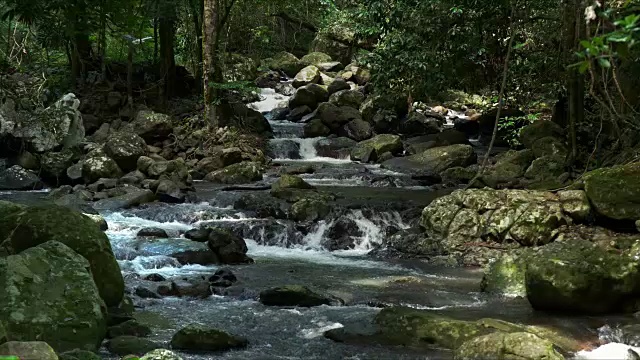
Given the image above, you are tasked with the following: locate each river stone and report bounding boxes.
[207,228,253,264]
[132,110,173,142]
[170,324,248,352]
[327,78,350,95]
[141,349,184,360]
[531,136,568,159]
[303,119,331,138]
[0,165,44,190]
[289,84,328,109]
[480,251,531,297]
[400,112,441,136]
[481,150,534,188]
[318,103,361,132]
[293,65,321,88]
[0,241,107,352]
[382,144,476,180]
[454,332,564,360]
[341,118,373,142]
[520,121,565,149]
[259,285,336,307]
[104,132,148,172]
[583,161,640,221]
[58,349,102,360]
[267,51,304,77]
[93,188,156,211]
[107,320,152,339]
[350,134,403,163]
[106,336,160,356]
[205,161,263,184]
[525,239,640,314]
[40,149,78,181]
[82,155,123,184]
[0,342,58,360]
[271,174,314,194]
[300,52,332,66]
[137,227,169,238]
[290,198,330,222]
[0,205,124,307]
[329,89,365,109]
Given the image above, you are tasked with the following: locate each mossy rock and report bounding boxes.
[107,320,152,339]
[205,161,263,184]
[107,336,160,356]
[290,198,331,222]
[140,349,184,360]
[271,174,314,194]
[454,332,565,360]
[480,251,531,297]
[519,121,565,149]
[583,161,640,220]
[170,324,247,352]
[267,52,304,77]
[350,134,403,162]
[300,52,333,66]
[0,205,124,307]
[259,285,336,307]
[0,342,58,360]
[59,349,103,360]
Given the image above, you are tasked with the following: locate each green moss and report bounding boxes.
[170,324,247,352]
[584,162,640,220]
[480,251,530,296]
[454,332,565,360]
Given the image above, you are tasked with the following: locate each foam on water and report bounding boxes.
[248,88,290,113]
[270,137,352,163]
[574,343,640,359]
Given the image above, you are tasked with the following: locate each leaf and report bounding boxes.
[578,61,590,74]
[598,57,611,69]
[580,40,592,49]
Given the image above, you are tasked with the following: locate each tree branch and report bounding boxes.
[271,12,317,33]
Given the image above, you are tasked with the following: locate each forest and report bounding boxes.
[1,0,640,359]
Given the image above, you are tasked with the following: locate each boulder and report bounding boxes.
[107,320,152,339]
[481,150,534,189]
[0,241,107,352]
[82,155,123,184]
[454,332,564,360]
[371,110,400,134]
[329,89,365,109]
[106,336,160,356]
[140,349,184,360]
[218,103,272,134]
[170,324,247,352]
[292,65,321,88]
[303,119,331,138]
[0,205,124,306]
[207,228,253,264]
[0,342,58,360]
[104,132,148,172]
[205,161,263,184]
[287,106,312,122]
[0,165,43,190]
[259,285,337,307]
[290,198,331,222]
[172,250,218,266]
[350,134,403,163]
[16,151,39,170]
[137,156,155,174]
[480,251,531,297]
[223,53,258,82]
[289,84,329,109]
[318,62,343,72]
[318,103,361,132]
[524,155,567,188]
[360,94,409,124]
[400,112,441,136]
[583,161,640,221]
[520,121,565,149]
[327,78,351,95]
[420,189,591,264]
[531,136,568,159]
[58,349,102,360]
[300,52,333,67]
[132,110,173,142]
[525,239,640,314]
[341,118,373,142]
[315,137,356,158]
[381,144,476,179]
[40,149,79,182]
[137,227,169,238]
[404,130,470,155]
[92,188,156,211]
[266,52,304,77]
[271,174,314,194]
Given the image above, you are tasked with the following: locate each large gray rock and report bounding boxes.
[303,119,331,138]
[300,52,333,67]
[132,110,173,142]
[40,149,78,181]
[0,241,107,352]
[292,65,321,88]
[104,132,148,172]
[0,165,43,190]
[400,111,442,136]
[520,120,565,149]
[0,342,59,360]
[583,161,640,221]
[454,332,564,360]
[289,84,328,109]
[318,103,361,132]
[381,144,476,179]
[315,137,356,158]
[170,324,247,352]
[341,118,373,142]
[329,89,365,109]
[92,188,156,211]
[266,52,304,77]
[205,161,263,184]
[0,205,124,307]
[82,155,123,184]
[350,134,403,163]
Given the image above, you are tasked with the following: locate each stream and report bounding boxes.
[2,87,638,359]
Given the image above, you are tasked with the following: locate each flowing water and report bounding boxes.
[2,87,639,359]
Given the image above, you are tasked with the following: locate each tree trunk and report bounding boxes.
[99,1,107,82]
[564,0,584,164]
[189,0,204,92]
[127,44,134,111]
[153,17,158,65]
[159,13,177,106]
[203,0,220,128]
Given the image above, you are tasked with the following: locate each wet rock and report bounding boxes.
[255,71,280,88]
[108,320,152,339]
[267,139,301,160]
[300,52,332,67]
[119,170,146,186]
[327,78,350,95]
[454,332,564,360]
[583,161,640,221]
[40,149,79,182]
[140,349,184,360]
[170,324,248,352]
[16,151,39,170]
[170,279,212,298]
[318,103,361,132]
[287,105,312,122]
[172,249,219,266]
[531,136,568,159]
[0,342,58,360]
[292,65,321,88]
[135,286,162,299]
[143,274,167,282]
[480,251,531,297]
[315,137,356,158]
[329,89,365,109]
[209,268,238,288]
[283,164,316,175]
[350,134,403,163]
[106,296,135,327]
[382,144,476,180]
[441,166,478,185]
[132,110,173,142]
[185,228,211,242]
[0,241,107,352]
[82,155,123,184]
[481,150,534,189]
[0,205,124,307]
[137,156,155,174]
[107,336,160,356]
[218,103,272,135]
[58,349,102,360]
[303,119,331,138]
[266,52,304,77]
[87,178,118,192]
[271,174,314,194]
[233,194,288,219]
[400,112,441,136]
[93,188,156,211]
[526,239,640,314]
[520,120,565,149]
[524,155,567,188]
[275,82,295,96]
[323,216,362,251]
[205,161,263,184]
[341,118,373,142]
[289,84,329,110]
[156,179,186,204]
[207,228,253,264]
[104,132,148,172]
[290,198,330,222]
[0,165,44,190]
[259,285,338,307]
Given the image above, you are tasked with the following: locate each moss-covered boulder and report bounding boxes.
[525,239,640,314]
[0,342,59,360]
[303,119,331,138]
[0,241,107,352]
[531,136,568,159]
[170,324,247,352]
[300,52,332,66]
[454,332,565,360]
[329,89,365,109]
[140,349,184,360]
[266,52,304,77]
[58,349,102,360]
[0,205,124,307]
[318,103,362,132]
[481,150,534,188]
[292,65,321,88]
[106,336,160,356]
[205,161,263,184]
[382,144,477,179]
[82,154,123,184]
[350,134,403,163]
[519,121,565,149]
[104,132,148,172]
[420,189,589,263]
[480,251,531,296]
[0,200,25,235]
[259,285,337,307]
[583,161,640,221]
[223,53,258,82]
[107,320,152,339]
[289,83,328,109]
[132,110,173,142]
[271,174,314,194]
[290,198,331,222]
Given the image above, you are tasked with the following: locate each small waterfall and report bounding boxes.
[248,88,290,113]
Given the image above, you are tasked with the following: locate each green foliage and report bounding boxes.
[498,113,539,148]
